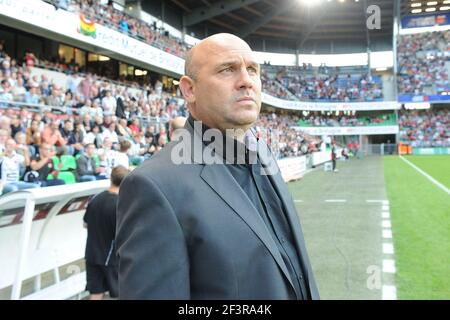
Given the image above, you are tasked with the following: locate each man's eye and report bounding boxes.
[247,67,258,74]
[220,67,233,73]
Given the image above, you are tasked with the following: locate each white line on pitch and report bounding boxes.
[382,220,392,228]
[382,205,390,211]
[383,243,395,255]
[294,200,303,203]
[383,259,396,273]
[382,229,393,239]
[382,211,390,219]
[366,200,388,203]
[382,285,397,300]
[325,199,347,203]
[399,156,450,195]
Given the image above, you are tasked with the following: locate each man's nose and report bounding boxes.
[236,68,254,90]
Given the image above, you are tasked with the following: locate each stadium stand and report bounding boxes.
[53,0,190,58]
[397,30,450,98]
[398,108,450,148]
[262,65,384,102]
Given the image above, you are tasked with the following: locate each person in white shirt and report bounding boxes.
[83,124,102,147]
[97,137,120,178]
[101,122,119,144]
[101,90,117,116]
[0,138,39,195]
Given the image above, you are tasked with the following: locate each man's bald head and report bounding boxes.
[179,32,261,135]
[184,33,253,80]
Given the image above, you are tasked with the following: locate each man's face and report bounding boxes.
[86,145,95,156]
[65,122,73,131]
[5,139,16,153]
[2,81,10,91]
[179,36,262,132]
[103,138,112,149]
[40,144,53,157]
[0,132,8,144]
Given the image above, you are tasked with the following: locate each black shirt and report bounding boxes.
[31,155,54,181]
[83,191,118,266]
[226,159,310,300]
[188,115,310,299]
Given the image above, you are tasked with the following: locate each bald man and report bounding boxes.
[116,33,319,300]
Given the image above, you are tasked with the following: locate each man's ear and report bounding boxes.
[179,75,196,104]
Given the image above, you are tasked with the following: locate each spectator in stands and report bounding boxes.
[0,129,9,154]
[0,138,39,195]
[101,122,119,145]
[0,79,13,107]
[76,143,106,182]
[78,74,92,99]
[14,132,31,175]
[27,142,65,187]
[116,139,131,169]
[98,137,118,178]
[24,84,41,105]
[41,120,67,154]
[25,119,41,156]
[169,116,186,141]
[83,165,130,300]
[46,84,63,107]
[127,117,140,135]
[128,132,146,165]
[101,90,116,116]
[60,120,83,155]
[142,132,156,159]
[66,72,81,95]
[10,114,24,137]
[116,118,132,140]
[83,124,102,148]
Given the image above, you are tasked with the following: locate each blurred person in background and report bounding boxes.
[83,165,130,300]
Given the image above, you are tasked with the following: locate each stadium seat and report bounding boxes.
[57,171,77,184]
[51,156,59,168]
[60,155,77,171]
[92,154,100,167]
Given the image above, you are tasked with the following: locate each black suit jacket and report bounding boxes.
[116,119,320,299]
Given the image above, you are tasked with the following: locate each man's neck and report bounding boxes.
[187,114,256,164]
[108,186,119,194]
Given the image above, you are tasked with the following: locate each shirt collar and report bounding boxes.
[187,114,258,165]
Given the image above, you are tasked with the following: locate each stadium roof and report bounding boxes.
[141,0,450,54]
[164,0,396,53]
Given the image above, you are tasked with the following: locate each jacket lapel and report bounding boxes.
[258,141,320,299]
[200,164,296,292]
[183,118,297,295]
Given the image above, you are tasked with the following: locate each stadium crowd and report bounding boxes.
[397,30,450,96]
[298,112,395,127]
[257,112,322,159]
[398,108,450,148]
[45,0,386,103]
[46,0,189,58]
[264,66,384,102]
